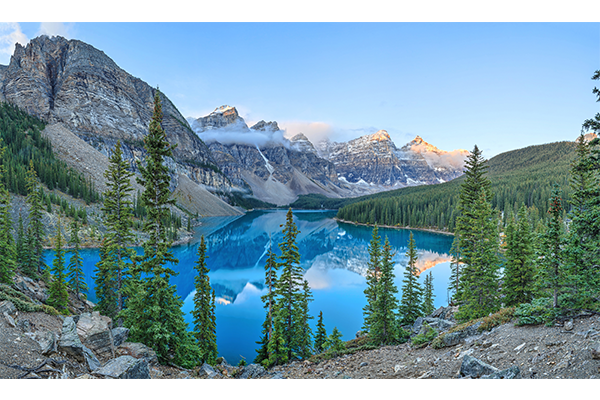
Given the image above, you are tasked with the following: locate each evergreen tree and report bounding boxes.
[502,204,535,306]
[25,160,46,278]
[15,213,25,265]
[422,271,435,316]
[325,327,345,354]
[47,220,69,314]
[296,280,314,359]
[121,89,199,368]
[101,140,136,323]
[271,208,312,363]
[454,146,501,321]
[399,232,423,325]
[537,185,566,308]
[67,220,88,297]
[0,143,16,284]
[192,235,218,365]
[362,225,381,332]
[255,238,278,365]
[371,236,400,345]
[314,310,327,354]
[94,240,118,320]
[448,236,463,304]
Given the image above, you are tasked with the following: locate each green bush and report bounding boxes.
[514,298,559,326]
[411,323,438,348]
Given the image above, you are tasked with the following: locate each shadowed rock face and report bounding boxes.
[0,35,229,190]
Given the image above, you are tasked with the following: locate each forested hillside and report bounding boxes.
[0,102,100,203]
[323,141,576,231]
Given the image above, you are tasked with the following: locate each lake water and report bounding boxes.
[44,209,454,364]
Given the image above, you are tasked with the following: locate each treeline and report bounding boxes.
[0,102,100,203]
[336,140,575,231]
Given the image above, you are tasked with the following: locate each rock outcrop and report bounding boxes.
[0,35,239,216]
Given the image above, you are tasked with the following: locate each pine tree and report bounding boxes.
[448,236,462,304]
[399,232,423,325]
[325,327,345,354]
[314,310,327,354]
[120,89,199,368]
[454,146,501,321]
[502,204,535,306]
[94,240,118,320]
[255,238,278,365]
[371,236,400,345]
[25,160,46,279]
[0,154,16,284]
[101,140,136,323]
[192,235,218,365]
[67,220,88,298]
[271,208,311,363]
[47,220,69,314]
[422,271,435,316]
[362,225,381,332]
[15,213,25,265]
[296,280,314,359]
[537,185,565,308]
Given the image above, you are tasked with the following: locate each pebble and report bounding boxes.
[359,362,368,367]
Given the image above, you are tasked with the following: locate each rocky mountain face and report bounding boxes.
[0,35,236,215]
[189,106,353,205]
[317,131,467,188]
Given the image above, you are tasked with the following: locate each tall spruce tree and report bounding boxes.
[255,239,279,365]
[25,160,46,279]
[67,220,87,297]
[47,220,69,314]
[448,236,463,304]
[192,235,218,365]
[0,145,16,285]
[538,187,566,308]
[502,205,535,306]
[16,214,25,265]
[271,208,312,363]
[121,89,199,368]
[399,232,423,325]
[94,240,118,320]
[314,310,327,354]
[371,236,400,345]
[100,140,136,323]
[454,146,501,321]
[422,271,435,316]
[362,225,381,332]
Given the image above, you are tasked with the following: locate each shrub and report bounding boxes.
[514,298,559,326]
[411,323,438,348]
[478,307,515,331]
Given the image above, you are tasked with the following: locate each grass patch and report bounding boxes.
[411,323,438,348]
[0,284,59,315]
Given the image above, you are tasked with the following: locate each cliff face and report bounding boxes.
[0,35,230,192]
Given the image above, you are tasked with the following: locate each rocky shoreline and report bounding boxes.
[334,218,454,236]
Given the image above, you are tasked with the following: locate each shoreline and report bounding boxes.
[333,218,454,236]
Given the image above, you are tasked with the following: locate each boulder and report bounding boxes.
[239,363,266,379]
[459,355,499,378]
[430,306,445,318]
[58,317,86,361]
[94,356,150,379]
[591,342,600,360]
[30,330,58,355]
[442,321,483,347]
[564,319,574,331]
[111,327,129,347]
[76,312,114,359]
[3,312,16,328]
[83,346,102,371]
[197,363,217,379]
[0,300,16,315]
[482,366,521,379]
[423,317,455,332]
[411,317,424,335]
[117,342,158,366]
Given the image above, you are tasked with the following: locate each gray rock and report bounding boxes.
[591,342,600,360]
[442,321,483,347]
[0,300,16,315]
[3,312,16,328]
[117,342,158,365]
[270,372,284,379]
[58,317,86,362]
[17,319,32,333]
[482,366,521,379]
[111,327,129,347]
[76,311,114,359]
[83,346,102,371]
[564,319,574,331]
[424,317,455,332]
[31,330,58,355]
[95,356,150,379]
[412,317,424,335]
[239,363,266,379]
[197,363,217,379]
[460,355,499,378]
[431,306,445,318]
[359,362,368,367]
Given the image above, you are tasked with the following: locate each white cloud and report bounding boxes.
[0,23,28,65]
[37,22,74,38]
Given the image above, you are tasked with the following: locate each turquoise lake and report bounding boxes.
[44,209,454,364]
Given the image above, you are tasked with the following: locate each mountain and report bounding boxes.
[0,35,240,216]
[317,130,467,188]
[188,106,357,205]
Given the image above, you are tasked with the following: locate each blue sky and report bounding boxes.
[0,20,598,157]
